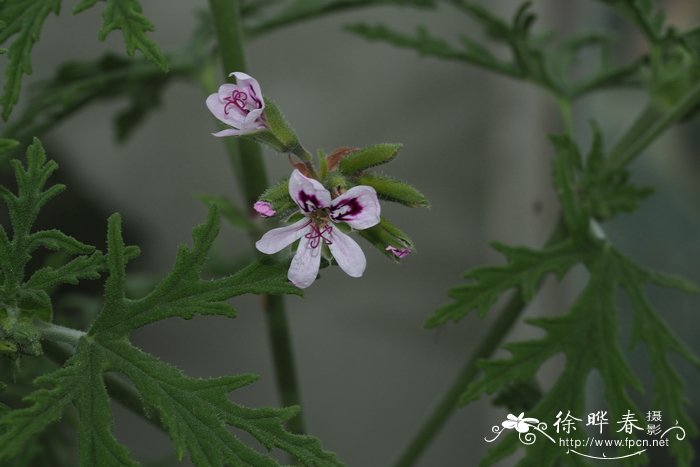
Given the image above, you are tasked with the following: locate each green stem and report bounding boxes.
[556,97,574,136]
[606,80,700,172]
[208,0,305,434]
[264,294,304,434]
[34,321,85,345]
[393,221,566,467]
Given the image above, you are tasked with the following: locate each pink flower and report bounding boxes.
[254,200,276,217]
[256,170,381,288]
[206,72,266,137]
[386,245,411,258]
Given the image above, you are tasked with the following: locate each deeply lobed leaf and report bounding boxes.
[73,0,167,71]
[0,0,61,119]
[426,239,581,327]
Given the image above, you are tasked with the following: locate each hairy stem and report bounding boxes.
[34,321,86,345]
[208,0,306,434]
[393,221,566,467]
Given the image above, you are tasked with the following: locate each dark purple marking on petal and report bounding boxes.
[248,84,263,109]
[297,191,324,213]
[330,197,363,223]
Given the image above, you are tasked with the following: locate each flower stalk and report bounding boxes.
[207,0,305,434]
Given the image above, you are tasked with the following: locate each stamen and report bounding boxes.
[223,90,250,116]
[304,224,333,249]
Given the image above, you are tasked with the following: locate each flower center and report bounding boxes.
[223,86,263,117]
[305,221,333,249]
[223,90,250,116]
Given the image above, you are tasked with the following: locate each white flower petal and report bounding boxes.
[329,185,381,230]
[327,227,366,278]
[288,170,331,213]
[288,237,322,288]
[206,93,238,126]
[255,219,310,254]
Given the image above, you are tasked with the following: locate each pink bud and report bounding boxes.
[254,200,276,217]
[386,245,411,258]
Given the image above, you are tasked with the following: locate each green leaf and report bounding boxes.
[28,229,94,254]
[0,138,19,154]
[90,211,300,337]
[425,239,581,327]
[339,143,402,175]
[0,141,335,465]
[2,45,202,149]
[73,0,167,71]
[247,0,435,36]
[1,139,102,324]
[346,23,519,77]
[463,246,698,465]
[468,251,645,465]
[617,252,699,464]
[0,0,61,120]
[356,173,429,207]
[0,356,78,459]
[595,0,666,43]
[349,3,647,99]
[198,194,255,232]
[101,339,340,466]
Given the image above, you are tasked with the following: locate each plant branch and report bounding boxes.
[606,80,700,172]
[208,0,306,435]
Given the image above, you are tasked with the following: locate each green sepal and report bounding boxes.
[339,143,402,175]
[356,173,429,207]
[324,172,349,195]
[262,97,301,152]
[258,179,296,214]
[317,149,329,180]
[357,218,414,262]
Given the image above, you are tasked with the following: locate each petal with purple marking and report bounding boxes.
[255,218,311,254]
[327,227,366,278]
[288,170,331,213]
[288,236,322,288]
[329,186,380,230]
